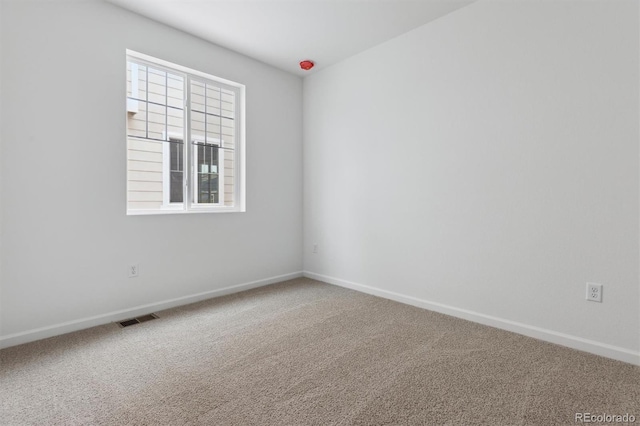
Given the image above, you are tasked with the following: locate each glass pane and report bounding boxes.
[221,117,234,150]
[127,60,186,211]
[205,85,221,117]
[169,140,183,172]
[191,111,205,140]
[147,67,167,106]
[191,80,206,112]
[126,137,165,210]
[166,107,183,140]
[167,113,185,206]
[187,79,237,209]
[167,73,184,109]
[170,171,183,203]
[147,102,166,140]
[223,148,234,207]
[126,63,147,101]
[221,90,235,119]
[206,114,221,144]
[127,62,184,143]
[195,143,219,204]
[198,174,219,204]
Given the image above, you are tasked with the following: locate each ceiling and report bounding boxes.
[106,0,475,77]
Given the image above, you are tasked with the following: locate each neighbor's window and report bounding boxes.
[126,50,245,214]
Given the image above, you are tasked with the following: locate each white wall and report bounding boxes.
[304,0,640,361]
[0,0,303,342]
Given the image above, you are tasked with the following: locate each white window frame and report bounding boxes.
[126,49,246,215]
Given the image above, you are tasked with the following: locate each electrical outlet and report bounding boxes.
[586,282,602,302]
[313,244,318,254]
[128,263,139,278]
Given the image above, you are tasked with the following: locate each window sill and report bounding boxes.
[126,207,245,216]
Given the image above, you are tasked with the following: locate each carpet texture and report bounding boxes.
[1,278,638,425]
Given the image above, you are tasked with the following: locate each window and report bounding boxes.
[126,50,245,214]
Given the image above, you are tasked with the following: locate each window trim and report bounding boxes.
[126,49,246,215]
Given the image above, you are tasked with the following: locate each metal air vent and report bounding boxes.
[117,313,159,328]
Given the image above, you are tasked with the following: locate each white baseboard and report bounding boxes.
[0,271,303,350]
[303,271,640,366]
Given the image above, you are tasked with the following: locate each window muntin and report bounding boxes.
[126,50,244,214]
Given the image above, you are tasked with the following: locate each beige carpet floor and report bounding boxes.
[1,277,638,425]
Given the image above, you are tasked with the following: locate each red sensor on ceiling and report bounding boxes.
[299,60,315,71]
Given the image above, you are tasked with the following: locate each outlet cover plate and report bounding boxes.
[586,282,602,303]
[128,263,139,278]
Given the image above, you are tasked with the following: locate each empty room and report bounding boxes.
[1,0,639,424]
